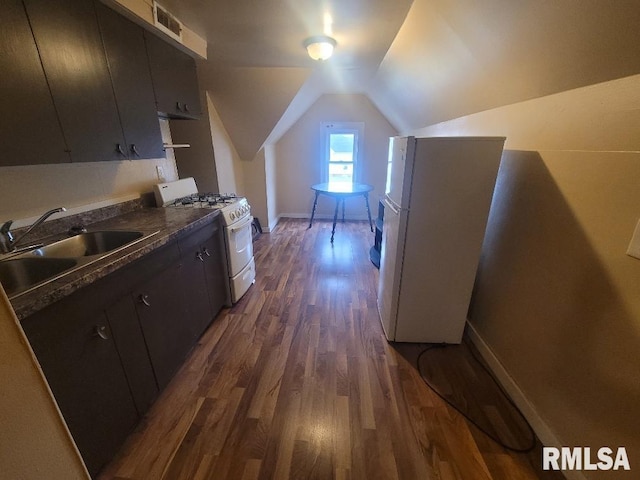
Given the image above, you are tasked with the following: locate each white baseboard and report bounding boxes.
[466,322,587,480]
[260,214,369,234]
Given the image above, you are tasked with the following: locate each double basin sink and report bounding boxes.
[0,230,158,298]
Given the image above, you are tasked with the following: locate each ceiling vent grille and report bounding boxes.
[153,2,183,43]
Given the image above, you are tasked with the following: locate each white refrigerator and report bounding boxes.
[377,136,505,343]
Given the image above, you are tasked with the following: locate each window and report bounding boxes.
[322,123,363,186]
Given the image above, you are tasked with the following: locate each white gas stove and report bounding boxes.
[154,177,251,227]
[153,178,255,303]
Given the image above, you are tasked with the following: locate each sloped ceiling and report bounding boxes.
[160,0,640,158]
[156,0,413,160]
[197,63,310,162]
[368,0,640,133]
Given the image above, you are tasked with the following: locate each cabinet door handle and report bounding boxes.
[176,101,183,111]
[116,143,126,156]
[94,325,109,340]
[202,247,211,257]
[184,103,189,113]
[196,251,204,262]
[130,144,140,156]
[139,294,151,307]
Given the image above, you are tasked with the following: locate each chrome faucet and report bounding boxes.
[0,207,66,254]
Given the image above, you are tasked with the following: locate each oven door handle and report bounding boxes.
[228,215,253,232]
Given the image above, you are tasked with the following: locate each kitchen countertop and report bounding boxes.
[9,207,220,320]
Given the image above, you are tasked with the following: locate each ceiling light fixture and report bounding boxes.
[303,35,337,61]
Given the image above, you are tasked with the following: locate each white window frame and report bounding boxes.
[320,122,364,184]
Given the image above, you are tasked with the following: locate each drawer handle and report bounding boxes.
[130,144,140,156]
[176,101,183,111]
[139,294,151,307]
[196,251,204,262]
[94,325,109,340]
[184,103,189,113]
[116,143,126,156]
[202,247,211,257]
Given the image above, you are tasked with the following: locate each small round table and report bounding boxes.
[308,182,374,242]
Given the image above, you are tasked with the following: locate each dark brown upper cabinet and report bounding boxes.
[0,0,69,166]
[95,2,164,159]
[23,0,127,162]
[144,31,202,119]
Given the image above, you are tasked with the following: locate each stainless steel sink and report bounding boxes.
[33,230,145,258]
[0,229,159,299]
[0,257,78,297]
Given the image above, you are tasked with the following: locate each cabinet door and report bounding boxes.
[133,261,193,390]
[95,2,164,159]
[202,222,230,315]
[22,298,139,477]
[24,0,127,162]
[145,31,201,119]
[106,293,159,416]
[178,225,215,338]
[0,0,69,166]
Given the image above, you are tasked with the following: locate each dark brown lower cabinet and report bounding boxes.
[201,224,229,317]
[106,294,159,415]
[133,259,192,390]
[178,221,229,340]
[21,217,227,477]
[22,294,139,478]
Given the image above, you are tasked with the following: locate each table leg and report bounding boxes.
[364,192,374,232]
[342,198,346,222]
[308,192,320,229]
[331,199,341,243]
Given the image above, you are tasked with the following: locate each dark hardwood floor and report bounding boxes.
[99,218,563,480]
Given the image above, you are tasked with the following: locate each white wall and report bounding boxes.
[0,285,89,479]
[274,94,396,221]
[0,155,177,227]
[207,93,244,195]
[241,149,270,232]
[415,75,640,479]
[363,2,640,475]
[263,144,278,231]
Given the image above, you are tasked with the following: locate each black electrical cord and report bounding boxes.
[416,343,537,453]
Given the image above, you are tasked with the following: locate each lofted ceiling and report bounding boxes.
[158,0,640,161]
[158,0,413,160]
[369,0,640,133]
[157,0,412,70]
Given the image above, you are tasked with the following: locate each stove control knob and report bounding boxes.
[230,212,236,220]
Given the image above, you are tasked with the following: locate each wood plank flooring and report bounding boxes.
[99,218,563,480]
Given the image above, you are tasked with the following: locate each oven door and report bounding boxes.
[225,215,254,276]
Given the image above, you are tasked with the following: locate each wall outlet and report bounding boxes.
[156,165,165,182]
[626,219,640,260]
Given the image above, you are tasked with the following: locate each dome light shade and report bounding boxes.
[303,35,337,61]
